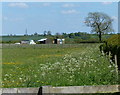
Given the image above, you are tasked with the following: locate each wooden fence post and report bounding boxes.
[109,51,111,58]
[37,86,42,95]
[115,55,118,65]
[114,54,118,81]
[101,50,104,55]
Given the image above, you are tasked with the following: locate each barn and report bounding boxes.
[21,40,36,44]
[37,38,53,44]
[21,40,29,44]
[54,39,65,44]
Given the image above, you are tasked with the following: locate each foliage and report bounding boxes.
[85,12,114,42]
[106,34,120,46]
[1,32,113,44]
[1,35,44,43]
[2,44,118,88]
[99,34,120,70]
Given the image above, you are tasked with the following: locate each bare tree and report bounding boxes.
[85,12,114,42]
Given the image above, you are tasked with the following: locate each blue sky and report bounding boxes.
[2,2,118,35]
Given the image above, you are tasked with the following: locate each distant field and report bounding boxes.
[0,34,112,43]
[2,44,118,88]
[0,35,44,42]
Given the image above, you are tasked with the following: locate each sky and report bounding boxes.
[2,2,118,35]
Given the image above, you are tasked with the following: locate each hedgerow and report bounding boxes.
[100,34,120,71]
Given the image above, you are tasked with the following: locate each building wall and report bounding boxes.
[21,41,29,44]
[38,39,53,44]
[54,39,65,44]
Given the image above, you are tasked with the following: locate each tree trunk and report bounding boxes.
[99,32,102,42]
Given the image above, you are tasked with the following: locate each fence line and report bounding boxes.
[1,85,120,94]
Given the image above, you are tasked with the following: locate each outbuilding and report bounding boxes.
[54,39,65,44]
[21,40,36,44]
[21,40,30,44]
[38,38,53,44]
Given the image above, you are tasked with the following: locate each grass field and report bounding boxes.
[2,44,118,88]
[1,36,44,42]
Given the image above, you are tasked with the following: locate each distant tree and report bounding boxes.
[43,31,47,36]
[34,32,38,36]
[62,33,67,35]
[74,32,79,36]
[56,32,60,36]
[84,12,114,42]
[55,32,61,38]
[62,33,68,38]
[47,31,52,36]
[69,33,75,38]
[10,34,13,36]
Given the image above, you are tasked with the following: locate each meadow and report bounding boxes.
[2,44,118,88]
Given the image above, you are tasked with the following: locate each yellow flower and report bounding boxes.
[36,81,39,83]
[3,62,22,64]
[38,54,63,58]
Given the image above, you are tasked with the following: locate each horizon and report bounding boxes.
[2,2,118,36]
[1,32,118,37]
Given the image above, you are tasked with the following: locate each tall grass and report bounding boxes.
[2,44,118,88]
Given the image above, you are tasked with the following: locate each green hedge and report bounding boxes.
[100,34,120,70]
[107,34,120,46]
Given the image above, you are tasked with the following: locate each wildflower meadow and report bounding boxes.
[2,44,118,88]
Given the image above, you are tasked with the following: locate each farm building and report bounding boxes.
[38,38,47,44]
[21,40,36,44]
[54,39,65,44]
[29,40,36,44]
[37,38,65,44]
[38,38,53,44]
[21,40,29,44]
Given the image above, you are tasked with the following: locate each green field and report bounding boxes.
[0,34,112,44]
[2,44,118,88]
[1,36,44,42]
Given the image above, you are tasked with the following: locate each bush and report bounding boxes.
[107,34,120,46]
[99,34,120,70]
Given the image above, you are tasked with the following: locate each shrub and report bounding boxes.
[107,34,120,46]
[99,34,120,70]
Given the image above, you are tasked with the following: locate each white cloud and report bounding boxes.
[102,2,113,5]
[61,9,78,14]
[43,3,51,7]
[3,16,24,21]
[8,3,29,8]
[62,4,75,8]
[111,16,118,21]
[10,18,24,21]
